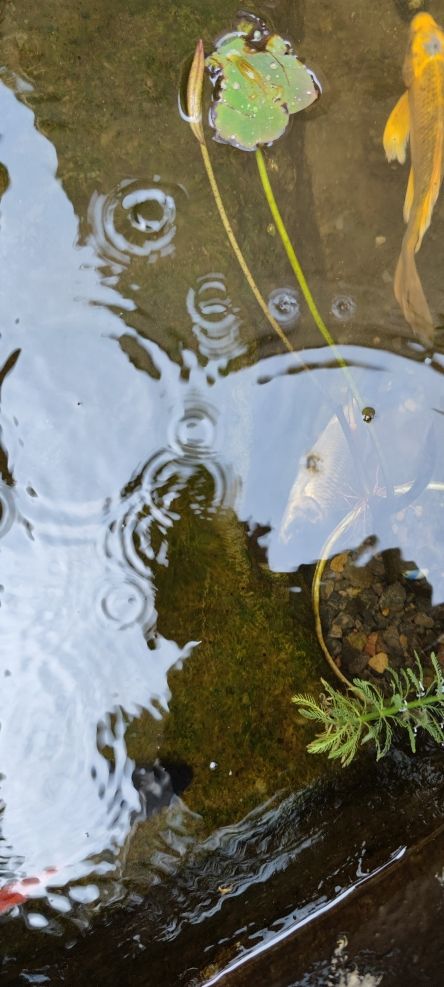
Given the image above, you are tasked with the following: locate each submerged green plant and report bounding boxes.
[293,654,444,766]
[184,15,364,405]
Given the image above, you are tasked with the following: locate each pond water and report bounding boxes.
[1,0,444,983]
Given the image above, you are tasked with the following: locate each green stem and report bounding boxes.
[198,141,294,354]
[358,693,443,725]
[255,146,363,407]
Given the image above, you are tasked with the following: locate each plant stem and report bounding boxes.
[198,141,293,354]
[255,146,363,406]
[359,692,443,724]
[186,39,295,355]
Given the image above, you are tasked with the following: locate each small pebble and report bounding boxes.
[414,613,434,628]
[382,625,401,652]
[330,553,348,574]
[346,630,367,651]
[329,623,343,639]
[368,652,389,674]
[375,235,386,247]
[379,584,406,612]
[365,631,379,657]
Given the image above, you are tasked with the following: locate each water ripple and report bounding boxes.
[104,400,236,578]
[267,287,300,328]
[186,274,245,362]
[331,293,357,322]
[97,575,155,632]
[169,397,218,459]
[88,177,182,268]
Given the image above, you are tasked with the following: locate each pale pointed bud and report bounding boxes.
[187,39,205,144]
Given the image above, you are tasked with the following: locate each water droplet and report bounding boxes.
[268,287,300,327]
[331,294,357,322]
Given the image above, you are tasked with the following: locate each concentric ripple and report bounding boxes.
[97,574,155,632]
[104,402,236,581]
[186,274,245,361]
[169,397,218,459]
[88,178,180,267]
[331,293,357,322]
[267,287,300,328]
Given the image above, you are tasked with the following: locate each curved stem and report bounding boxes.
[255,146,363,407]
[186,41,296,355]
[312,505,365,693]
[199,141,293,353]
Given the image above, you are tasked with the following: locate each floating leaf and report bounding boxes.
[206,23,318,151]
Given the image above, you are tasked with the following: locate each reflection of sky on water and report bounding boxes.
[0,73,444,911]
[0,81,199,899]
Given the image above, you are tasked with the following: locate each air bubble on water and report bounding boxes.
[330,294,357,322]
[268,287,300,327]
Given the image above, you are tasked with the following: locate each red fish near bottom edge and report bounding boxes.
[0,868,58,914]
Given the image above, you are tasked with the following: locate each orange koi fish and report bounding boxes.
[383,12,444,341]
[0,867,57,914]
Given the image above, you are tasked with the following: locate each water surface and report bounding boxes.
[1,0,444,983]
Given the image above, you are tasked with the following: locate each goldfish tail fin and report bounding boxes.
[394,243,434,342]
[383,91,410,164]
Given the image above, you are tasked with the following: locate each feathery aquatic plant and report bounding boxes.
[293,654,444,766]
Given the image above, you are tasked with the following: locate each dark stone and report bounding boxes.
[346,651,369,676]
[379,583,406,613]
[414,613,435,629]
[382,624,401,653]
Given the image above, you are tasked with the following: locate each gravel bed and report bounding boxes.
[319,540,444,686]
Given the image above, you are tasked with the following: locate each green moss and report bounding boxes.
[126,487,326,832]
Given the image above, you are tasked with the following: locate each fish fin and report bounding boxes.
[383,91,410,164]
[403,167,414,223]
[414,136,444,251]
[394,241,434,342]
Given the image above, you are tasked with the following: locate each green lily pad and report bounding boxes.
[206,23,318,151]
